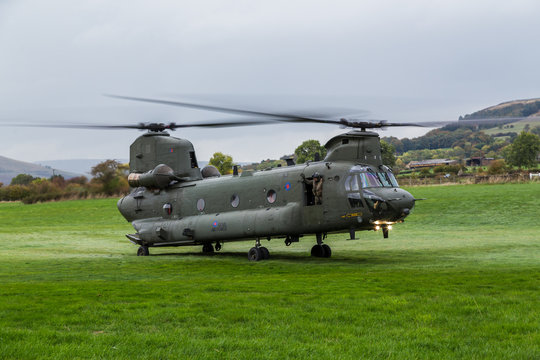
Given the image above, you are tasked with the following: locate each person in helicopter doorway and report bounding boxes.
[302,172,324,205]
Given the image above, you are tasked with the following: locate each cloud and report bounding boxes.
[1,0,540,161]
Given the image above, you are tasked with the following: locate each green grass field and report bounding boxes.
[482,119,539,136]
[1,183,539,359]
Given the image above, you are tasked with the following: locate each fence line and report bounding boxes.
[402,173,539,186]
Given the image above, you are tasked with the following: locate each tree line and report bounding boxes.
[383,126,540,170]
[0,160,129,203]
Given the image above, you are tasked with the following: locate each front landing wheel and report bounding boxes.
[311,244,331,258]
[322,244,332,258]
[137,246,149,256]
[311,244,324,257]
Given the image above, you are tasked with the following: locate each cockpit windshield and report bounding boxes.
[345,165,399,188]
[359,172,381,187]
[377,172,399,187]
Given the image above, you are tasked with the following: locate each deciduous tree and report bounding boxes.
[209,152,233,174]
[294,140,326,164]
[504,132,540,168]
[380,140,396,166]
[91,160,129,195]
[10,174,36,185]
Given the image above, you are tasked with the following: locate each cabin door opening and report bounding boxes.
[304,183,315,206]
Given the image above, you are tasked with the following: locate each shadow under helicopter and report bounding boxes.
[145,249,422,266]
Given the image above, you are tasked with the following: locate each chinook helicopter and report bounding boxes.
[7,96,535,261]
[101,95,430,261]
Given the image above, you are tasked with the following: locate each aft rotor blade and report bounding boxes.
[105,94,345,125]
[0,123,144,130]
[0,118,287,132]
[169,119,283,128]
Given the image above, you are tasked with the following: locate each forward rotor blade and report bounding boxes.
[109,94,540,130]
[414,116,540,127]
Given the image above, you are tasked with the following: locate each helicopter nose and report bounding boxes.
[389,189,415,219]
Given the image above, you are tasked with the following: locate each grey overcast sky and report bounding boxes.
[1,0,539,162]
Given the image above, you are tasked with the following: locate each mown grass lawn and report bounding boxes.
[0,183,539,359]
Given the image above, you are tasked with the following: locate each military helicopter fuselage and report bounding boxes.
[117,129,415,260]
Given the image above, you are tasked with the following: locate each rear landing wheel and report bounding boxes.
[260,247,270,260]
[137,246,149,256]
[202,243,214,253]
[248,247,262,261]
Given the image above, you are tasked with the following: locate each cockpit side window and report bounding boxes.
[345,175,360,191]
[345,176,352,191]
[350,175,360,191]
[345,169,365,208]
[347,192,362,208]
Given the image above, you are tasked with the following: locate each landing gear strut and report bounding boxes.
[137,245,149,256]
[215,241,222,251]
[383,226,389,239]
[248,238,270,261]
[311,233,331,258]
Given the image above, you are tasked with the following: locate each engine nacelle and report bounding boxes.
[128,164,178,189]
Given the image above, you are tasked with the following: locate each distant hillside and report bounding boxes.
[34,159,128,176]
[382,97,540,162]
[457,98,540,136]
[0,155,81,185]
[461,98,540,119]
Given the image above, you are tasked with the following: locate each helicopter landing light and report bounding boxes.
[372,220,395,225]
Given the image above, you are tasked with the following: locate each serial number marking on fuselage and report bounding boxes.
[341,212,363,219]
[211,222,227,232]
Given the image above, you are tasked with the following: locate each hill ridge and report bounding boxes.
[0,155,81,185]
[462,98,540,119]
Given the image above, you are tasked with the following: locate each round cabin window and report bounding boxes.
[231,194,240,208]
[266,189,277,204]
[197,198,205,212]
